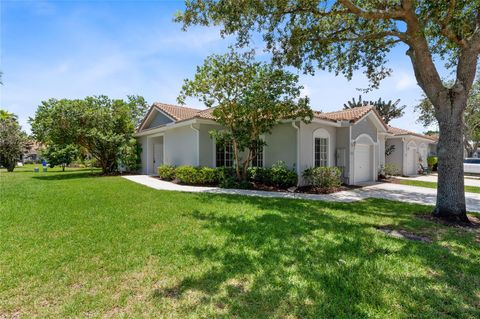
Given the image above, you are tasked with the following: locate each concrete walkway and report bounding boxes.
[395,174,480,187]
[122,175,480,213]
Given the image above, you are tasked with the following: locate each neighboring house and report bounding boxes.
[385,127,437,176]
[21,140,44,164]
[135,103,436,185]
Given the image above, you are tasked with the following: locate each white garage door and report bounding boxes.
[406,147,417,175]
[354,144,373,183]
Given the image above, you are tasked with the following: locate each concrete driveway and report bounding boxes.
[123,175,480,213]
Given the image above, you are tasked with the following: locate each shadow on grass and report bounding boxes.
[153,195,480,318]
[31,171,103,181]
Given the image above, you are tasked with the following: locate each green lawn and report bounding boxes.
[396,179,480,194]
[1,167,479,318]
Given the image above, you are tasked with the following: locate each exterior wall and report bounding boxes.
[385,138,404,174]
[352,116,378,142]
[164,125,198,166]
[145,111,173,129]
[335,126,351,183]
[378,134,386,167]
[429,143,437,156]
[138,135,164,175]
[298,122,337,174]
[198,123,221,167]
[264,123,297,169]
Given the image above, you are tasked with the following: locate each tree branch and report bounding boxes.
[338,0,405,20]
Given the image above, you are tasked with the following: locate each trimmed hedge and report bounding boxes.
[427,156,438,170]
[384,163,400,177]
[303,166,342,189]
[248,161,297,189]
[157,161,297,189]
[157,164,175,180]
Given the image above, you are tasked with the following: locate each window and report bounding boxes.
[216,142,233,167]
[314,138,328,167]
[251,145,264,167]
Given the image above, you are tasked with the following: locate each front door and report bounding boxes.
[152,143,163,175]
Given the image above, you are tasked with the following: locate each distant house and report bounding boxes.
[135,103,437,185]
[385,127,437,175]
[21,140,43,164]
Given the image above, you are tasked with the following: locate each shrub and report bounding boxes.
[158,164,176,181]
[384,163,400,177]
[175,166,200,184]
[269,161,297,188]
[215,167,243,188]
[198,167,218,185]
[303,167,342,189]
[247,166,272,184]
[427,156,438,170]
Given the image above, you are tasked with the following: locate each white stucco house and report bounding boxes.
[135,103,437,185]
[385,127,437,176]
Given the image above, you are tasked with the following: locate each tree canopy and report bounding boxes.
[178,50,312,180]
[343,95,406,124]
[416,79,480,157]
[0,110,25,172]
[30,96,148,174]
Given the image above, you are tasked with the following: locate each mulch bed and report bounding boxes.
[294,184,362,194]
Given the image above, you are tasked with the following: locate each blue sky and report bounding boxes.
[1,0,437,133]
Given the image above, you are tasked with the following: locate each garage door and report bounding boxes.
[354,144,373,183]
[406,147,417,175]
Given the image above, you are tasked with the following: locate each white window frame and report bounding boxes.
[313,128,330,167]
[215,141,234,168]
[251,143,265,168]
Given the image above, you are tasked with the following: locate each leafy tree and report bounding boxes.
[343,95,406,124]
[178,50,312,180]
[0,110,25,172]
[42,144,79,171]
[30,95,148,174]
[416,80,480,157]
[0,110,16,121]
[177,0,480,222]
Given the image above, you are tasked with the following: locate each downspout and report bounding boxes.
[190,124,200,166]
[292,121,301,183]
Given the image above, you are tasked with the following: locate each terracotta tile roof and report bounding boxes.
[153,102,204,121]
[388,126,438,141]
[314,106,374,122]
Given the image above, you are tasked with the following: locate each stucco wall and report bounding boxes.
[352,116,378,142]
[198,124,221,167]
[385,138,404,173]
[264,123,297,169]
[335,126,351,183]
[164,125,198,166]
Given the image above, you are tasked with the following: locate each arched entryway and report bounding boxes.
[353,134,376,184]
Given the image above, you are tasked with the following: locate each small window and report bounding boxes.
[216,142,233,167]
[314,137,328,167]
[251,145,264,167]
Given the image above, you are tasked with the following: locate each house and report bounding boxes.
[135,103,437,185]
[21,140,44,164]
[385,127,437,175]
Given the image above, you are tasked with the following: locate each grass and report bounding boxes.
[396,179,480,194]
[1,166,479,318]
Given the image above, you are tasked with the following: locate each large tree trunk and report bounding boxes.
[434,99,469,222]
